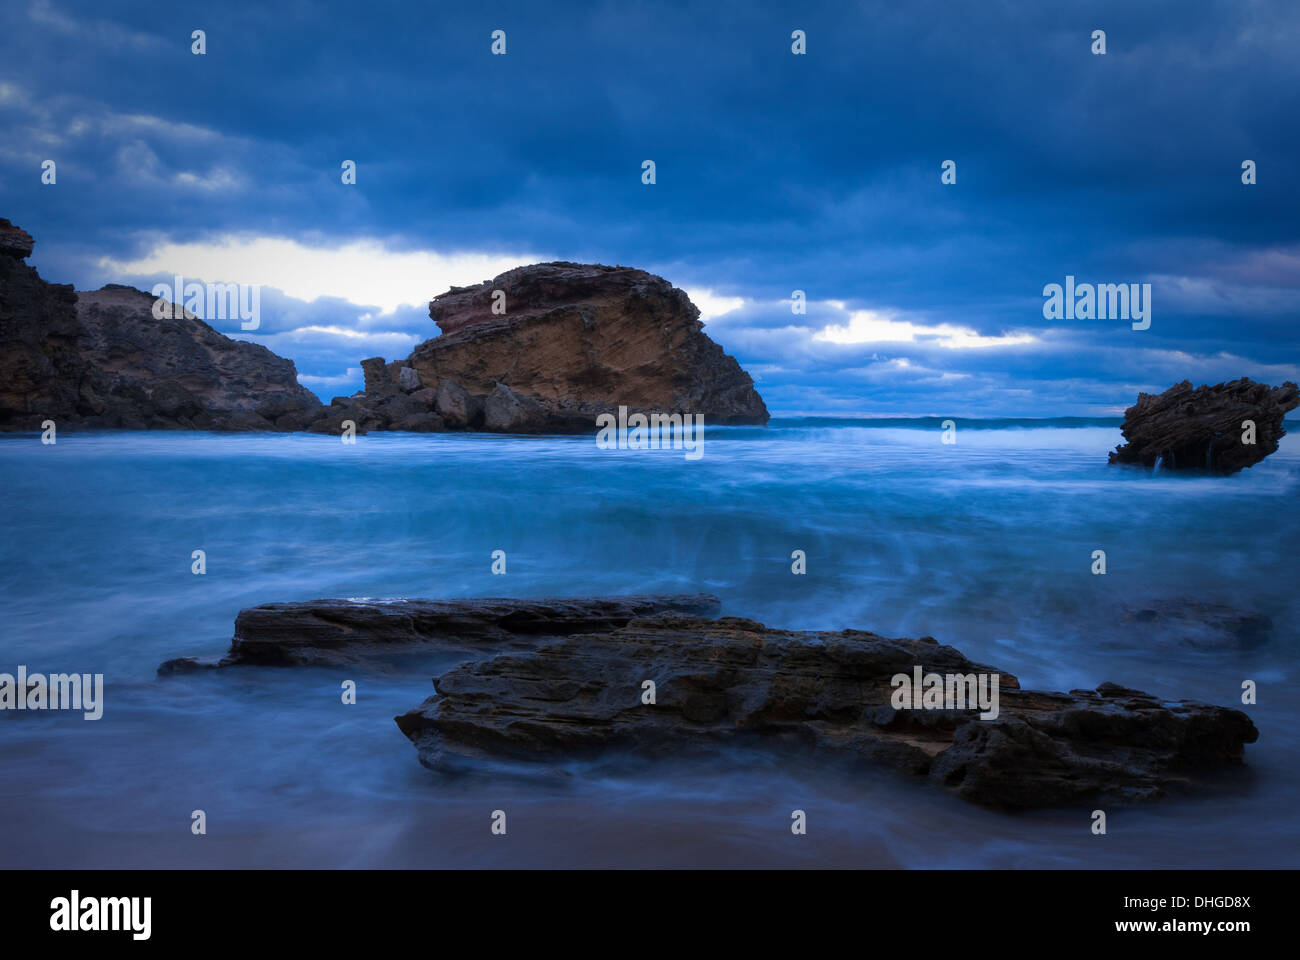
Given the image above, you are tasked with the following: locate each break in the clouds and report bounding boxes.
[1,0,1297,413]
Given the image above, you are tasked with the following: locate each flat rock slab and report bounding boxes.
[158,595,1259,809]
[158,594,722,671]
[394,615,1258,809]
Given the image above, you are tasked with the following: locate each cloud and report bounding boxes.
[683,288,745,322]
[100,236,548,315]
[812,306,1037,350]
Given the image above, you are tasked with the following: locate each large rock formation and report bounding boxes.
[158,595,1258,809]
[0,218,322,431]
[3,221,768,435]
[347,262,769,433]
[71,286,323,431]
[0,219,88,430]
[1109,378,1299,474]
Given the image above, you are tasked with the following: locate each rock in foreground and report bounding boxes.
[394,614,1257,808]
[157,592,1257,809]
[158,594,722,671]
[1109,378,1299,474]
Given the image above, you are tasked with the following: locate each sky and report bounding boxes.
[1,0,1297,416]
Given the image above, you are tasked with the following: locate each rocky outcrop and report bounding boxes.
[0,219,88,430]
[343,262,769,433]
[3,220,768,435]
[395,614,1257,808]
[0,219,35,259]
[71,286,323,431]
[0,218,323,431]
[1109,378,1299,474]
[158,594,723,671]
[158,595,1259,809]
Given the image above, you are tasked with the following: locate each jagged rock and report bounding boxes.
[1109,378,1299,474]
[157,593,1259,809]
[398,366,421,391]
[72,286,322,431]
[483,383,550,433]
[407,387,437,410]
[0,219,323,431]
[0,225,86,429]
[393,614,1258,809]
[0,218,35,259]
[158,595,723,671]
[433,378,473,428]
[408,262,768,430]
[360,357,397,397]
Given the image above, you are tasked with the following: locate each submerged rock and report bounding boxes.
[159,593,1258,808]
[393,614,1257,809]
[1120,600,1273,651]
[158,594,723,670]
[1109,378,1299,474]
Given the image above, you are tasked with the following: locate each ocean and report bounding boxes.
[1,419,1296,868]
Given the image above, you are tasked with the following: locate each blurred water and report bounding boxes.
[0,420,1296,868]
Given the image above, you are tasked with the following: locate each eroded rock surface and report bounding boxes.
[390,608,1253,806]
[158,591,1257,809]
[1109,378,1299,474]
[394,614,1258,808]
[158,594,723,671]
[0,219,323,431]
[346,262,769,433]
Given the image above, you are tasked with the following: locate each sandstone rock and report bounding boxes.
[410,262,768,429]
[360,357,397,397]
[393,614,1258,809]
[483,382,549,433]
[433,378,473,428]
[398,366,421,391]
[409,387,437,409]
[1109,378,1299,474]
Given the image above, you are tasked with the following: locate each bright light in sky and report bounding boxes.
[101,236,547,314]
[815,309,1037,349]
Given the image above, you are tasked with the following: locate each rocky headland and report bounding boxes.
[1,218,768,434]
[1109,377,1299,474]
[326,261,769,434]
[1,218,322,432]
[159,595,1259,810]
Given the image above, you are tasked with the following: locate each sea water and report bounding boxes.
[1,419,1296,868]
